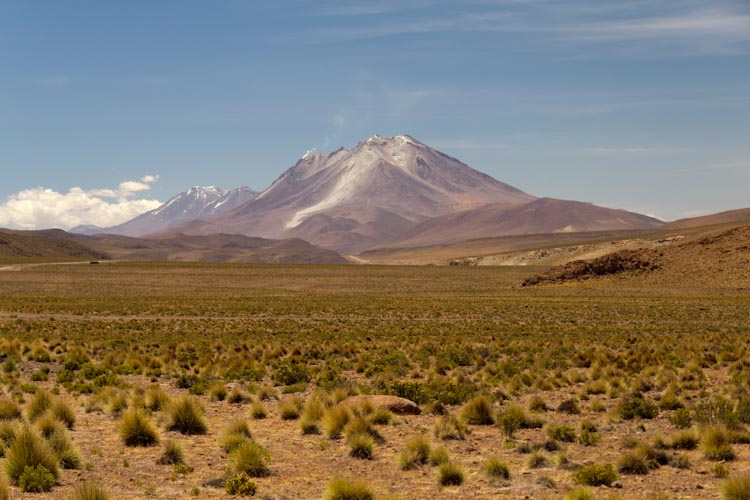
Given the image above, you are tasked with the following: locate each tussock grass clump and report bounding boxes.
[670,429,698,449]
[0,478,8,500]
[348,432,374,459]
[220,420,253,453]
[344,416,383,443]
[50,399,76,429]
[398,436,431,470]
[483,456,510,479]
[0,398,21,421]
[167,396,207,435]
[702,425,736,461]
[300,396,327,434]
[279,397,303,420]
[144,385,171,412]
[434,414,468,440]
[325,477,374,500]
[723,473,750,500]
[209,383,227,402]
[618,393,658,420]
[429,445,450,466]
[229,441,271,477]
[616,450,649,475]
[572,464,618,487]
[70,482,110,500]
[119,409,159,447]
[323,405,351,439]
[564,486,597,500]
[48,427,81,469]
[460,395,494,425]
[157,439,184,465]
[557,398,580,415]
[5,427,59,485]
[27,390,53,422]
[438,461,464,486]
[527,450,548,469]
[529,395,548,413]
[250,400,267,419]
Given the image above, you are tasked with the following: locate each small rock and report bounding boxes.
[340,395,421,415]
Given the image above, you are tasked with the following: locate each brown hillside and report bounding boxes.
[665,207,750,229]
[0,229,108,260]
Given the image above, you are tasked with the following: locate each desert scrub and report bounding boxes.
[712,463,731,478]
[460,395,495,425]
[279,396,303,420]
[300,395,327,434]
[229,441,271,477]
[47,427,82,469]
[438,461,464,486]
[498,403,538,436]
[527,450,548,469]
[616,450,649,475]
[144,385,171,412]
[557,398,581,415]
[70,482,110,500]
[398,436,431,470]
[157,439,184,465]
[119,409,159,446]
[670,429,699,449]
[573,464,618,487]
[325,477,374,500]
[483,456,510,479]
[723,472,750,500]
[167,396,207,435]
[5,427,59,485]
[209,383,227,402]
[702,425,736,461]
[0,478,7,500]
[225,472,258,496]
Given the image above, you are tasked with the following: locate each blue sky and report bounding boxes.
[1,0,749,228]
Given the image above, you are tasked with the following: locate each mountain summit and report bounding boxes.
[73,185,258,237]
[175,134,535,251]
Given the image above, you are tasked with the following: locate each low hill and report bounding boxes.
[75,233,348,264]
[665,208,750,230]
[0,229,108,260]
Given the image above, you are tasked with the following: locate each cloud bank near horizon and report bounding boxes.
[0,175,162,230]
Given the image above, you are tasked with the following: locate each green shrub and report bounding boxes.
[572,464,618,486]
[723,473,750,500]
[702,426,736,461]
[229,441,271,477]
[18,464,56,492]
[225,472,258,496]
[670,408,692,428]
[712,463,731,478]
[527,450,547,469]
[529,395,548,412]
[547,424,576,442]
[438,461,464,486]
[398,436,431,470]
[324,477,374,500]
[157,439,184,465]
[70,482,110,500]
[498,404,529,436]
[167,396,207,435]
[348,432,374,459]
[119,409,159,447]
[5,427,59,483]
[274,361,310,385]
[618,393,658,420]
[483,456,510,479]
[460,395,494,425]
[557,398,580,415]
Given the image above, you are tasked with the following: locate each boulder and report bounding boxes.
[340,395,420,415]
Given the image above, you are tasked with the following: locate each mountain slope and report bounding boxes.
[167,134,536,252]
[74,186,259,237]
[665,207,750,230]
[381,198,664,248]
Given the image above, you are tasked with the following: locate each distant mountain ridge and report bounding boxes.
[162,134,536,252]
[73,186,258,237]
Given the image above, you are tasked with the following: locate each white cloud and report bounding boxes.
[0,175,162,230]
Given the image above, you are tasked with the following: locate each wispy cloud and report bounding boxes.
[0,175,162,230]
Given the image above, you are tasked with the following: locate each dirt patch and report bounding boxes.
[522,248,662,286]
